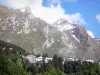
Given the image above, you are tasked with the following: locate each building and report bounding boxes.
[36,56,43,62]
[23,55,52,64]
[24,54,36,63]
[45,57,52,63]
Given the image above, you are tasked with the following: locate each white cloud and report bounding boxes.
[7,0,86,25]
[7,0,43,8]
[96,14,100,23]
[87,31,95,38]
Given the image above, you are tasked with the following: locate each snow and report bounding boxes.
[17,29,22,34]
[72,35,80,43]
[53,19,75,31]
[43,38,54,48]
[59,24,74,32]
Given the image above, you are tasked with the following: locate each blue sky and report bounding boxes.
[0,0,100,38]
[60,0,100,38]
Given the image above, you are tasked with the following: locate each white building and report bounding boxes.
[82,59,94,63]
[24,55,36,63]
[24,55,53,63]
[45,57,52,63]
[36,56,52,63]
[36,56,43,62]
[85,60,94,63]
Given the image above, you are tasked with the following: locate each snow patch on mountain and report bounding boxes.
[43,38,54,48]
[72,35,80,43]
[17,29,23,34]
[59,24,74,32]
[53,18,75,31]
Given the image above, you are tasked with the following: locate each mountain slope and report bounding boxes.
[0,5,100,62]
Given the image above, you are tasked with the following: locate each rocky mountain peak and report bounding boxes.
[53,18,75,32]
[0,5,100,62]
[19,6,31,13]
[75,25,86,34]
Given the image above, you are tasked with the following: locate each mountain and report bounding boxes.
[0,5,100,62]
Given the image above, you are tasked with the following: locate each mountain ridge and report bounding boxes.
[0,5,100,62]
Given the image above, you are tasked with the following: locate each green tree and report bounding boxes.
[2,57,30,75]
[58,57,64,72]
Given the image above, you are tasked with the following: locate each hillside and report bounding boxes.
[0,5,100,62]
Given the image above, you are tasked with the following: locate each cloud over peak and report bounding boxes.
[7,0,86,25]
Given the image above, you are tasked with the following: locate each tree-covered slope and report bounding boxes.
[0,40,27,58]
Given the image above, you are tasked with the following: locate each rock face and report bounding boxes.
[0,5,100,62]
